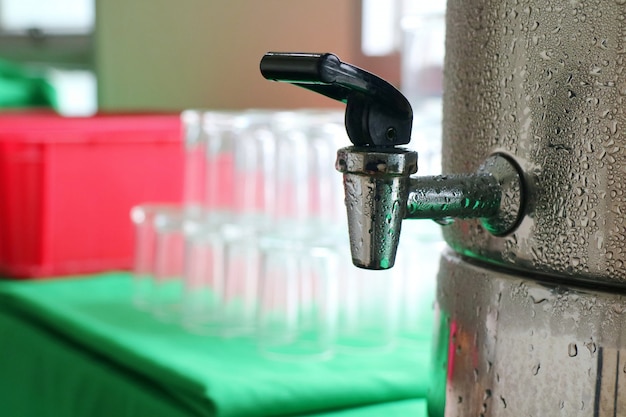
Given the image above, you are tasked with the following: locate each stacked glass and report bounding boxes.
[131,108,433,361]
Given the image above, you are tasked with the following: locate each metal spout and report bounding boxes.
[336,149,524,270]
[336,146,417,270]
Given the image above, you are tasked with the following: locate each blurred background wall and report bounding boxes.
[95,0,363,111]
[0,0,408,113]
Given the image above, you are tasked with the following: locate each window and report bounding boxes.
[0,0,94,34]
[0,0,94,66]
[0,0,96,114]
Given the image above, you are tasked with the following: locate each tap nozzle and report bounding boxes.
[336,146,417,270]
[336,151,524,270]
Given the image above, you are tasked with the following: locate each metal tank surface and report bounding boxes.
[443,0,626,284]
[432,250,626,417]
[436,0,626,415]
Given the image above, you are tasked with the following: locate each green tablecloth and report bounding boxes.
[0,273,432,417]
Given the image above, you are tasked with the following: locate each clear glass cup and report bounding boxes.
[256,236,338,361]
[182,221,265,338]
[202,110,242,221]
[130,204,180,310]
[334,246,401,353]
[297,109,349,229]
[229,109,278,232]
[395,221,442,343]
[265,109,348,240]
[150,208,189,321]
[219,232,262,336]
[181,109,206,213]
[180,222,226,334]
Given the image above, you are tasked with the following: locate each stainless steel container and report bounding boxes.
[443,0,626,284]
[436,0,626,415]
[432,249,626,416]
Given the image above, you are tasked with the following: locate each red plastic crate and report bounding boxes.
[0,111,184,278]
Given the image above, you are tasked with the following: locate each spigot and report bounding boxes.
[260,52,525,270]
[335,146,417,270]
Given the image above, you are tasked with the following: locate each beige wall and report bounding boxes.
[95,0,362,111]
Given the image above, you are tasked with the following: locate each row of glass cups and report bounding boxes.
[131,109,440,361]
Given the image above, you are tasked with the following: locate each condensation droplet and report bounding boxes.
[568,342,578,357]
[532,363,541,375]
[434,217,455,226]
[590,67,602,76]
[484,389,492,401]
[540,50,553,60]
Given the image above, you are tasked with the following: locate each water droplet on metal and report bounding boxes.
[434,217,455,226]
[568,342,578,357]
[532,363,541,375]
[540,50,553,60]
[584,339,597,357]
[484,389,492,401]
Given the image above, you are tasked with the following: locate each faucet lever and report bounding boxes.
[260,52,412,148]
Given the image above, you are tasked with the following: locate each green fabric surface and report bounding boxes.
[0,273,433,417]
[306,399,427,416]
[0,312,195,417]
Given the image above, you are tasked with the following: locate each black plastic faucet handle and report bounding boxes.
[260,52,412,148]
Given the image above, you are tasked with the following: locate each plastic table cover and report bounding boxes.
[0,273,432,417]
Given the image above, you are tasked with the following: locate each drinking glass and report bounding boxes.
[335,248,401,353]
[150,208,189,321]
[257,236,338,361]
[130,204,180,310]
